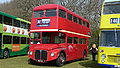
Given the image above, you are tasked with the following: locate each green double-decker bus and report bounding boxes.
[0,11,31,58]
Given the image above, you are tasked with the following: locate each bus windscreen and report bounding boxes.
[103,2,120,14]
[100,31,120,47]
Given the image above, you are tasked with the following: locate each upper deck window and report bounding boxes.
[103,2,120,14]
[67,13,72,21]
[78,18,82,25]
[87,22,89,28]
[34,10,44,18]
[26,23,30,30]
[21,22,26,29]
[4,16,12,25]
[59,9,66,18]
[73,16,77,23]
[46,9,56,17]
[13,19,20,27]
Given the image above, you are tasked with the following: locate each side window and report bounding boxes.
[13,36,20,44]
[59,9,66,18]
[81,20,83,26]
[4,16,12,25]
[67,37,72,43]
[27,38,30,44]
[26,23,30,30]
[83,38,86,44]
[3,35,12,44]
[79,38,86,44]
[79,38,83,44]
[83,21,85,26]
[78,18,82,25]
[67,13,72,21]
[34,10,44,18]
[46,9,56,17]
[0,15,3,24]
[21,22,26,29]
[21,37,26,44]
[84,22,88,27]
[87,22,89,28]
[74,37,78,44]
[13,19,20,27]
[73,16,77,23]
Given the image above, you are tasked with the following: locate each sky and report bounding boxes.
[104,0,120,2]
[0,0,11,3]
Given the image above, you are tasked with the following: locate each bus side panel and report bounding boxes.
[1,44,29,57]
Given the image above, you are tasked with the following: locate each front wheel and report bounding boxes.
[3,50,9,59]
[55,52,66,67]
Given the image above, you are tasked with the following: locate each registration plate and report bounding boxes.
[37,60,44,62]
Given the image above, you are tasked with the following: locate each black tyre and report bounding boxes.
[55,52,65,67]
[3,50,9,59]
[28,58,37,65]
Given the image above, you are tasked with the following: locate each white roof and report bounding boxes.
[104,0,120,2]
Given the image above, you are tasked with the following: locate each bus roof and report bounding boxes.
[0,11,31,24]
[34,4,89,23]
[104,0,120,2]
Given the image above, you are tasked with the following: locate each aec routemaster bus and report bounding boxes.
[28,4,90,67]
[0,11,31,59]
[98,0,120,67]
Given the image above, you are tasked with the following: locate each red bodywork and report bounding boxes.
[28,4,90,63]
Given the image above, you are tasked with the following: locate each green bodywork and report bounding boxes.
[0,11,30,57]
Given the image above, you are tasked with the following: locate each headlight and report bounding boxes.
[28,51,33,55]
[101,54,106,59]
[50,52,55,57]
[31,42,33,44]
[101,59,105,63]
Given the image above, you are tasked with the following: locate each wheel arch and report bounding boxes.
[60,50,66,58]
[3,48,10,52]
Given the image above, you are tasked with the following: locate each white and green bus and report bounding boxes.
[0,11,31,58]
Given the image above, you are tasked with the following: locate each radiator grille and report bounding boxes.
[35,50,47,60]
[107,55,120,64]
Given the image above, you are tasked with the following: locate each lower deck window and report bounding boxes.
[21,37,26,44]
[13,36,20,44]
[3,35,12,44]
[67,37,72,43]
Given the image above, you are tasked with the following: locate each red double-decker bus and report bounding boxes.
[28,4,91,67]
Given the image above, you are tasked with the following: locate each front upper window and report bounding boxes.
[46,9,56,17]
[103,2,120,14]
[34,9,56,18]
[34,10,44,18]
